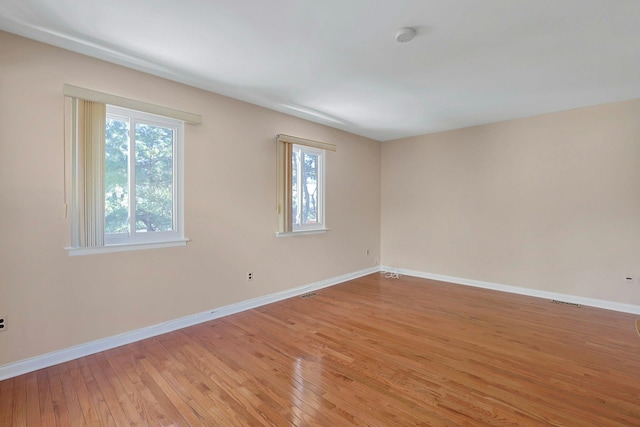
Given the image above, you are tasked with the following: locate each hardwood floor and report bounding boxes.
[2,273,640,426]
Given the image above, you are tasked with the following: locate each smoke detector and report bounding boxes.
[395,27,416,43]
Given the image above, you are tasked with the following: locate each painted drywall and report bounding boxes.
[381,99,640,305]
[0,31,381,366]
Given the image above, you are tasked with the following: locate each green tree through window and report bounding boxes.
[105,115,130,233]
[291,145,323,229]
[134,122,174,232]
[105,106,178,241]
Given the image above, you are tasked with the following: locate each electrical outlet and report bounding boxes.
[247,272,253,282]
[0,315,6,332]
[365,249,370,255]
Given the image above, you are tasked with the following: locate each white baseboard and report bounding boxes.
[0,266,379,381]
[380,265,640,315]
[5,265,636,381]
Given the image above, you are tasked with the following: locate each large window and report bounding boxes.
[64,84,201,255]
[276,134,335,236]
[104,106,182,245]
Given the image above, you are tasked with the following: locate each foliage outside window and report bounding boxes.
[291,145,323,230]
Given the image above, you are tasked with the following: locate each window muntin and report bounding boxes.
[105,106,182,245]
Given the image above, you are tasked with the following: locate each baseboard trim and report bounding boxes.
[0,266,379,381]
[381,266,640,315]
[6,265,636,380]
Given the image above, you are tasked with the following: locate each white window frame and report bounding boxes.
[291,144,325,232]
[103,105,185,247]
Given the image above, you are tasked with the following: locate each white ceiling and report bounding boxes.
[1,1,639,141]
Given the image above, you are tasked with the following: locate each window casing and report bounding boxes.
[276,134,335,236]
[64,86,198,255]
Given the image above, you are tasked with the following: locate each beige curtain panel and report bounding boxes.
[76,99,106,248]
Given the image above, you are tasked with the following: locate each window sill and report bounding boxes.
[276,229,329,238]
[66,239,189,256]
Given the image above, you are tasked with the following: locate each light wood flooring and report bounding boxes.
[1,273,639,426]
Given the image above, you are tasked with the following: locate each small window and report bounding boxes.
[276,134,335,236]
[64,85,200,255]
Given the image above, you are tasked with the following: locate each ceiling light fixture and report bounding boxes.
[395,27,416,43]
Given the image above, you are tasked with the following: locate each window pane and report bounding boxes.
[292,148,300,227]
[135,122,174,232]
[301,151,318,225]
[105,116,130,234]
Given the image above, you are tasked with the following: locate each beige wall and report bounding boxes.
[382,99,640,304]
[0,31,381,366]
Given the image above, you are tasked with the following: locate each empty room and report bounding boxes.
[1,1,639,425]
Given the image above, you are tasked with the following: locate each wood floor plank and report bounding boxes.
[226,311,443,426]
[1,273,639,426]
[67,359,102,426]
[86,353,144,427]
[91,351,146,427]
[76,358,117,426]
[0,377,15,426]
[243,299,471,424]
[36,370,56,427]
[133,343,211,426]
[24,373,42,427]
[175,326,303,426]
[209,318,378,427]
[57,362,87,427]
[303,294,574,424]
[11,373,27,426]
[105,345,180,426]
[46,364,73,426]
[146,336,266,426]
